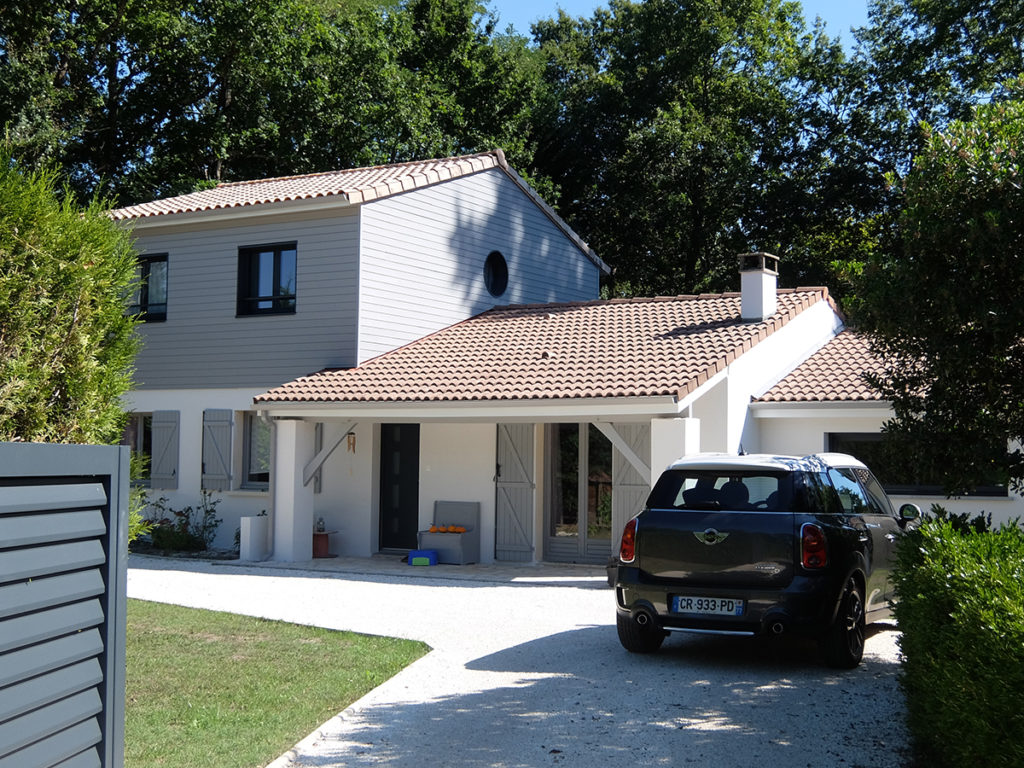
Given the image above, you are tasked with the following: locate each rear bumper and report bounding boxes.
[615,564,838,637]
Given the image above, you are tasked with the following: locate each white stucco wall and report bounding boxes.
[314,421,376,557]
[756,408,1024,528]
[419,423,498,564]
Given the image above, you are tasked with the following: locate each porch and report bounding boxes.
[258,413,708,565]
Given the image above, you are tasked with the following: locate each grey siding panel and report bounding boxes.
[0,570,106,619]
[52,749,102,768]
[0,443,128,768]
[0,630,104,689]
[0,658,104,722]
[0,688,103,759]
[0,484,107,515]
[358,170,601,362]
[0,508,106,548]
[0,723,101,768]
[0,542,106,587]
[0,599,105,654]
[130,207,360,389]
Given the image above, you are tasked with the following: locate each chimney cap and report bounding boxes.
[738,252,779,275]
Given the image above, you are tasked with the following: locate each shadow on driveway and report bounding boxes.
[293,624,909,768]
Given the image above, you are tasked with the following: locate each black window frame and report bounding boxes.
[241,412,270,489]
[827,432,1008,497]
[484,250,508,297]
[237,242,297,316]
[129,253,168,322]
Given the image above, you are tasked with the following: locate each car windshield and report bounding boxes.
[646,469,832,513]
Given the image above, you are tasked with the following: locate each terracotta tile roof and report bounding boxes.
[110,152,507,221]
[110,149,608,272]
[757,331,885,402]
[255,288,835,405]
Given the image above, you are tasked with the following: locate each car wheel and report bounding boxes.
[821,576,865,668]
[616,611,666,653]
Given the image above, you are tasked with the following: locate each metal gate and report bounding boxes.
[495,424,535,562]
[0,442,129,768]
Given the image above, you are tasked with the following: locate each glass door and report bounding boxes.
[545,424,613,564]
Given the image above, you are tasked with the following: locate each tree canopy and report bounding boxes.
[854,96,1024,493]
[0,149,139,443]
[2,0,1021,302]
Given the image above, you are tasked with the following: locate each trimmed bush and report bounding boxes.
[893,515,1024,767]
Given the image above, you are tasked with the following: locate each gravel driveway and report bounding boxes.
[128,556,909,767]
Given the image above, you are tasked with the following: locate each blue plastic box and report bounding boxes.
[409,549,438,566]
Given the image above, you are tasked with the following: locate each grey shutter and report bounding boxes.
[202,409,233,491]
[495,423,535,562]
[611,423,651,540]
[150,411,179,489]
[0,442,129,768]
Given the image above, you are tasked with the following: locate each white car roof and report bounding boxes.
[665,452,868,473]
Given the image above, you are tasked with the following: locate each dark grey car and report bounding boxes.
[614,453,920,667]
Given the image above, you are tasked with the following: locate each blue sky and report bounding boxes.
[489,1,870,47]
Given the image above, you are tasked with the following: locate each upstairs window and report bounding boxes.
[484,250,508,297]
[237,242,297,316]
[129,254,168,322]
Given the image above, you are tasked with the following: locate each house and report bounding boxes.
[112,151,607,549]
[116,151,1021,563]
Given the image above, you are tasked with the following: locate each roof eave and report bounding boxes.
[749,400,892,419]
[493,152,609,275]
[113,193,354,229]
[253,394,682,422]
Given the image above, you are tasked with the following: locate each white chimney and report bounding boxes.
[738,252,779,321]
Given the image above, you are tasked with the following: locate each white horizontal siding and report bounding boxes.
[130,207,360,389]
[357,169,600,362]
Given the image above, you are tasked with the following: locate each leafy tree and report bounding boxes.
[1,0,548,205]
[529,0,857,297]
[854,96,1024,493]
[0,148,138,443]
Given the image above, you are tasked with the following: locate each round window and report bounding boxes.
[484,250,508,297]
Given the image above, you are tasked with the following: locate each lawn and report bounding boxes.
[126,599,430,768]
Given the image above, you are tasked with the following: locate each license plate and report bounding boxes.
[672,596,744,616]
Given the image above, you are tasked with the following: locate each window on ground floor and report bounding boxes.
[122,413,153,485]
[242,413,271,489]
[827,432,1007,497]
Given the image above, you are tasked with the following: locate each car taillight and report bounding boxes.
[619,518,638,563]
[801,523,827,569]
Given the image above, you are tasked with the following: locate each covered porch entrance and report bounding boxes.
[259,403,702,565]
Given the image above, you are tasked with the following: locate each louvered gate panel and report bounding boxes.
[0,443,128,768]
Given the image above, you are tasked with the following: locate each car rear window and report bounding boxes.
[647,469,835,513]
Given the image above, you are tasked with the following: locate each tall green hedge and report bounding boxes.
[0,149,138,444]
[893,517,1024,767]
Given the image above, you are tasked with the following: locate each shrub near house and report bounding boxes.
[892,511,1024,768]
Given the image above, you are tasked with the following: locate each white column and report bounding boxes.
[650,417,701,489]
[272,418,316,562]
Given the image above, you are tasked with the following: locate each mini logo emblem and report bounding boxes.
[694,528,729,546]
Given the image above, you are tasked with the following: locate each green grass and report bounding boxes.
[126,599,429,768]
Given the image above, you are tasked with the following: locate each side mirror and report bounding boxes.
[899,503,921,522]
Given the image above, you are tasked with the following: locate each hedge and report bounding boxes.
[892,514,1024,767]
